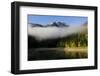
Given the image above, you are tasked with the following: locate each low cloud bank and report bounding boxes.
[28,25,87,41]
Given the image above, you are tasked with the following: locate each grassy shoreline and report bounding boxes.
[64,47,87,52]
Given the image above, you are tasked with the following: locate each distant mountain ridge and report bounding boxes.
[29,22,69,27]
[29,23,43,27]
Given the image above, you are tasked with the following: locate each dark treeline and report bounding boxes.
[28,31,88,49]
[28,36,62,48]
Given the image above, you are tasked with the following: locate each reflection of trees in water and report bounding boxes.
[28,48,87,61]
[28,48,66,60]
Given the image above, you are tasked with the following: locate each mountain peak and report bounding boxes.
[29,22,69,27]
[29,23,43,27]
[47,22,69,27]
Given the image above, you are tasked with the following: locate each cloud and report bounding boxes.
[28,25,87,41]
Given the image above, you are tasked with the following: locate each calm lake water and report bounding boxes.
[28,48,87,61]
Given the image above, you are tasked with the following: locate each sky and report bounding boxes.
[28,15,87,26]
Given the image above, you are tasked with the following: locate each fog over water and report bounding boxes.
[28,24,86,41]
